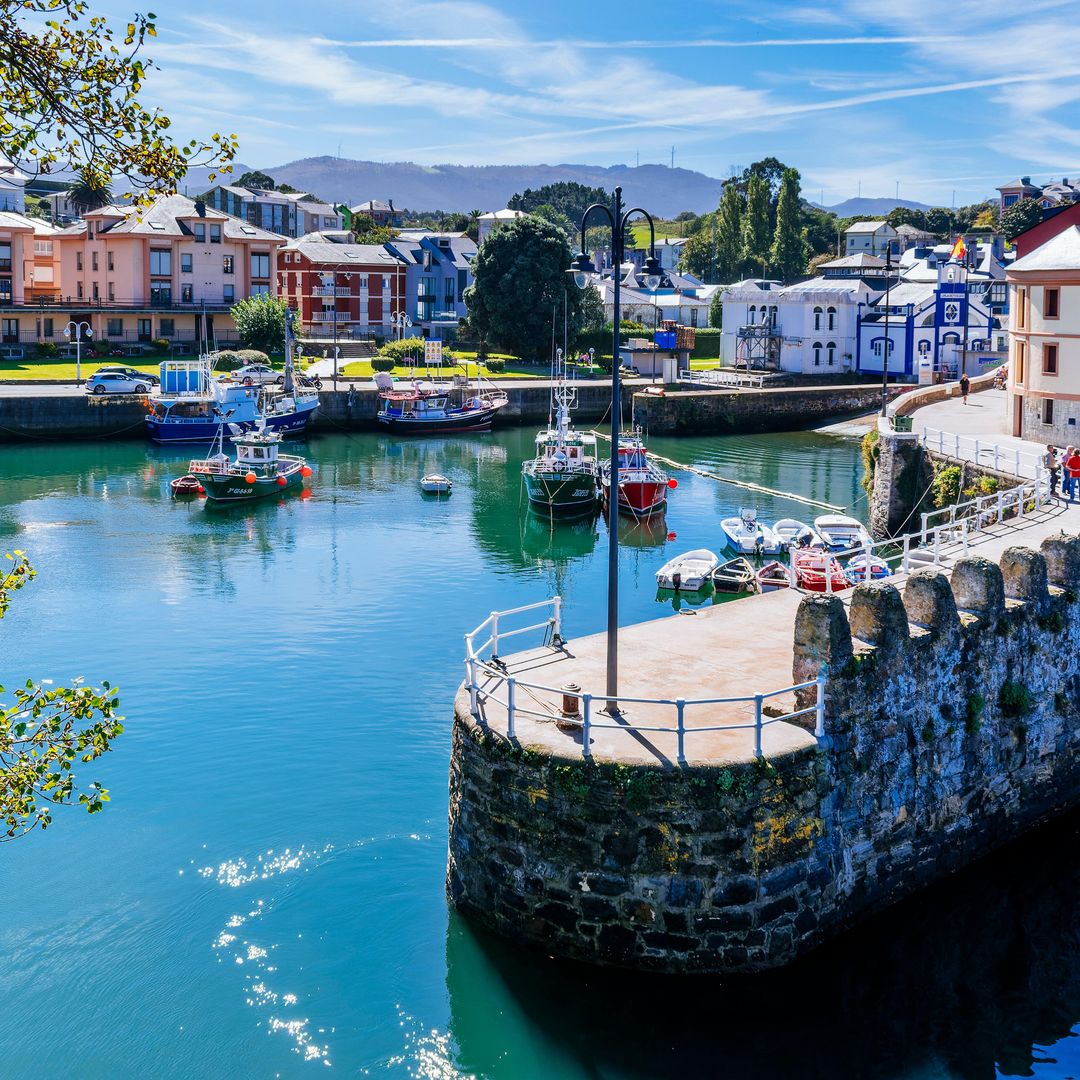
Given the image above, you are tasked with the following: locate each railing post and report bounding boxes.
[467,656,479,716]
[933,525,942,565]
[938,430,944,455]
[902,533,910,572]
[1015,448,1021,475]
[1035,470,1045,509]
[552,595,563,643]
[581,693,592,760]
[490,611,500,658]
[815,665,827,738]
[1018,484,1025,518]
[506,677,516,739]
[997,490,1004,524]
[994,444,1000,472]
[753,693,764,759]
[954,432,961,458]
[974,437,980,464]
[920,511,929,546]
[961,515,969,555]
[676,698,686,766]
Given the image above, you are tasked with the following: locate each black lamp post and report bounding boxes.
[879,245,893,417]
[568,185,661,711]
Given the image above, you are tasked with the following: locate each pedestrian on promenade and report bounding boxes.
[1043,445,1061,498]
[1065,446,1080,503]
[959,372,970,404]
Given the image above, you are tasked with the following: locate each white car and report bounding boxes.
[223,363,278,386]
[85,371,152,395]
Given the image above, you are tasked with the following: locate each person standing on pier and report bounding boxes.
[1064,446,1080,503]
[1043,446,1061,499]
[959,372,970,404]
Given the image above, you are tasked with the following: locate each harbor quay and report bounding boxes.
[0,378,909,441]
[447,504,1080,974]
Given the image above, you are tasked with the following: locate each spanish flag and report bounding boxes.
[950,235,967,262]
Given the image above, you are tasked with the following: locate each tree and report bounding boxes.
[923,207,954,236]
[466,209,481,242]
[807,250,838,275]
[972,206,998,230]
[532,203,575,243]
[352,216,393,244]
[464,215,584,362]
[709,289,724,328]
[67,178,113,214]
[507,182,609,226]
[237,170,275,191]
[275,184,300,195]
[680,213,718,281]
[579,283,605,333]
[770,168,807,281]
[1000,198,1044,240]
[802,206,842,258]
[886,206,928,231]
[741,173,771,278]
[0,2,237,202]
[1,551,122,840]
[715,181,744,281]
[231,295,287,352]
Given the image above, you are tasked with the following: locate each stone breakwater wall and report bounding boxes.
[631,382,912,437]
[447,534,1080,974]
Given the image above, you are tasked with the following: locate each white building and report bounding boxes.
[844,220,898,258]
[477,209,528,244]
[0,159,28,214]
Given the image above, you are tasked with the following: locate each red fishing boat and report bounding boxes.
[600,430,674,517]
[793,549,849,593]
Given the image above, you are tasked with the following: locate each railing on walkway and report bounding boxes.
[678,367,767,390]
[463,598,826,762]
[919,426,1044,481]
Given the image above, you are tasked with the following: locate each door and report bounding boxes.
[1012,395,1023,438]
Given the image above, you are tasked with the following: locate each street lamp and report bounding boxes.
[64,320,91,385]
[879,245,893,417]
[568,184,661,712]
[391,310,411,341]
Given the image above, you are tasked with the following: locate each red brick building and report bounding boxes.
[277,233,407,341]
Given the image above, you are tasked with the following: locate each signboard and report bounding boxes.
[424,340,443,366]
[935,287,967,329]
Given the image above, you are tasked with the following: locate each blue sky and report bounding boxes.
[102,0,1080,207]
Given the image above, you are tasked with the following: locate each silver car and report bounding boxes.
[85,371,152,395]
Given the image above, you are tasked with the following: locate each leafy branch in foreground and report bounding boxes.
[0,1,237,201]
[1,552,123,841]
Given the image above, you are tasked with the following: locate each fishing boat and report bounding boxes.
[793,549,849,593]
[711,557,757,594]
[845,554,892,583]
[600,429,673,517]
[655,548,718,591]
[375,371,508,434]
[170,474,204,496]
[191,429,312,503]
[522,351,600,515]
[757,560,793,591]
[814,514,873,552]
[720,508,782,554]
[772,518,823,550]
[421,474,452,494]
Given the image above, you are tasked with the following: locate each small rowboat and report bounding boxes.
[711,557,757,594]
[171,474,204,496]
[794,549,849,593]
[655,548,718,591]
[845,554,891,583]
[420,474,452,495]
[772,518,822,550]
[757,559,792,591]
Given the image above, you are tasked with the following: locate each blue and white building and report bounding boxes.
[384,231,477,342]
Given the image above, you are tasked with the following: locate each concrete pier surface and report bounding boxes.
[473,498,1080,770]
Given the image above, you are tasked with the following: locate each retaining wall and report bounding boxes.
[447,534,1080,973]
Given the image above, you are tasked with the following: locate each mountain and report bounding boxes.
[179,157,726,217]
[823,197,932,217]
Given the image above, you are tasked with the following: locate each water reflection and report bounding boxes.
[445,806,1080,1080]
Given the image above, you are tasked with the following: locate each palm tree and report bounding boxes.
[467,209,482,242]
[68,179,113,215]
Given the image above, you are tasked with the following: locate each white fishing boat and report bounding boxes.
[421,474,452,495]
[720,508,782,554]
[845,554,891,582]
[772,518,823,550]
[814,514,873,552]
[655,549,719,591]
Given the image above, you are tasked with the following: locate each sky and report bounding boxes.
[93,0,1080,207]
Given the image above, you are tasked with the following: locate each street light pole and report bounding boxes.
[879,245,893,417]
[569,185,662,712]
[64,319,91,385]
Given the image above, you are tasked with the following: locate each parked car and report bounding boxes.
[90,365,160,385]
[222,363,278,386]
[85,372,152,395]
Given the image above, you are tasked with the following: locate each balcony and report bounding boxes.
[311,286,351,297]
[310,310,355,323]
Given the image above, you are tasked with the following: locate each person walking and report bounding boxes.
[1066,446,1080,504]
[959,372,970,404]
[1043,445,1061,499]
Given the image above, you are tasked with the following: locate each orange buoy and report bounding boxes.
[667,478,678,489]
[300,465,312,478]
[244,472,257,484]
[276,475,287,487]
[197,485,205,494]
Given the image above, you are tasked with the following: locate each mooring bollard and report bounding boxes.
[558,683,581,733]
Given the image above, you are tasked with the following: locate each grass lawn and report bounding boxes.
[629,219,689,248]
[0,358,166,381]
[340,358,545,380]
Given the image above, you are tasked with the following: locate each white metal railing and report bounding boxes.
[679,367,766,389]
[311,286,351,297]
[463,598,827,762]
[919,426,1044,481]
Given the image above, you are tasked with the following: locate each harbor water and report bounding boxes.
[2,428,1077,1079]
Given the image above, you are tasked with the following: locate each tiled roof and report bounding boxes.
[61,194,282,241]
[1009,225,1080,272]
[845,220,890,234]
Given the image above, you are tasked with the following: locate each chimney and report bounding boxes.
[1021,176,1031,185]
[388,198,395,213]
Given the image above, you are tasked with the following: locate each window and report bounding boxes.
[107,252,114,272]
[150,283,171,305]
[827,306,836,330]
[209,225,221,244]
[107,318,123,337]
[1016,341,1026,382]
[194,223,205,243]
[91,251,98,271]
[2,318,18,343]
[444,277,455,304]
[813,341,823,366]
[918,340,931,356]
[769,306,777,328]
[181,253,192,273]
[108,282,114,301]
[1046,287,1060,319]
[223,284,234,303]
[76,281,83,298]
[827,341,836,366]
[1004,193,1019,208]
[42,318,52,338]
[0,277,9,300]
[34,240,52,256]
[942,332,960,345]
[1042,397,1055,425]
[250,253,270,278]
[690,307,699,327]
[0,242,11,273]
[383,276,391,289]
[1015,288,1026,328]
[358,275,368,289]
[76,251,83,271]
[92,282,98,300]
[250,283,271,297]
[181,284,193,303]
[813,306,822,331]
[159,318,174,337]
[149,249,172,276]
[222,255,234,275]
[748,305,756,323]
[1043,343,1059,375]
[872,339,894,358]
[137,318,151,342]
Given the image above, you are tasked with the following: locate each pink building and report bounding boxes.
[0,211,63,351]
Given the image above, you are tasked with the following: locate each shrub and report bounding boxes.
[150,338,170,351]
[212,350,242,371]
[484,358,506,374]
[96,339,113,355]
[861,430,880,494]
[35,341,58,357]
[931,464,962,508]
[976,475,1000,495]
[371,356,397,372]
[236,349,270,365]
[377,338,426,363]
[965,693,985,734]
[998,680,1034,719]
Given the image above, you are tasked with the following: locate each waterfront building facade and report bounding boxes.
[202,185,343,239]
[384,231,476,341]
[1006,225,1080,443]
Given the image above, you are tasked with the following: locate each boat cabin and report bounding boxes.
[233,432,282,473]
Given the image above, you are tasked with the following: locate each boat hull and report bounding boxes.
[523,470,599,515]
[602,479,667,517]
[377,406,500,434]
[201,468,305,503]
[147,401,317,444]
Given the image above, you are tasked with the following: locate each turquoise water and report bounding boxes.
[2,428,1077,1079]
